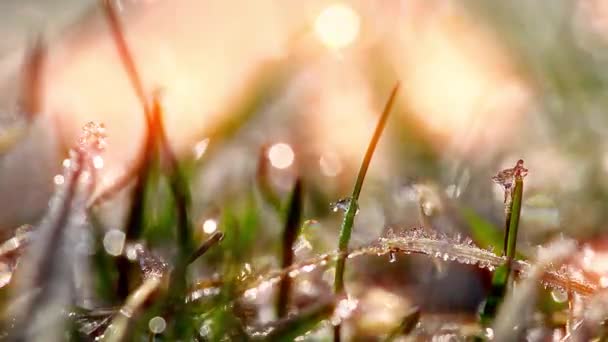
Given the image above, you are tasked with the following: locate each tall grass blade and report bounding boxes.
[385,307,420,342]
[331,82,399,341]
[277,179,303,317]
[480,160,527,324]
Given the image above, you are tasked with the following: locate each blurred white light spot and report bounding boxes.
[601,276,608,288]
[92,155,104,169]
[54,175,65,185]
[193,138,210,160]
[315,3,360,49]
[148,316,166,334]
[62,159,71,168]
[202,219,218,234]
[319,153,343,177]
[103,229,126,256]
[267,143,294,169]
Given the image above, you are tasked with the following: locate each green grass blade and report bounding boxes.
[480,161,526,325]
[385,307,420,341]
[260,300,335,341]
[333,83,400,341]
[189,231,225,264]
[277,179,303,318]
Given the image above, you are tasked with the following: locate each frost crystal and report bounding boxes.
[78,122,107,154]
[492,159,528,203]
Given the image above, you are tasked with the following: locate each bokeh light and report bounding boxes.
[202,219,218,234]
[314,3,360,49]
[267,143,294,169]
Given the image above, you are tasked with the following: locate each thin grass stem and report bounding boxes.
[277,179,303,318]
[333,83,400,341]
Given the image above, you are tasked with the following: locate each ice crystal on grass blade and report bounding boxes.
[124,243,168,279]
[10,121,107,341]
[493,239,577,342]
[330,197,359,214]
[492,159,528,203]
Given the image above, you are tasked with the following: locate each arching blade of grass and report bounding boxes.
[333,83,400,341]
[277,179,303,318]
[99,0,148,111]
[480,160,526,325]
[385,307,420,342]
[257,299,335,341]
[189,231,225,264]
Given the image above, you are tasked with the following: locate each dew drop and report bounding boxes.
[330,197,359,214]
[551,289,568,303]
[199,320,213,338]
[103,229,126,256]
[389,251,397,263]
[92,155,104,169]
[148,316,166,334]
[53,174,65,185]
[193,138,210,160]
[485,327,494,339]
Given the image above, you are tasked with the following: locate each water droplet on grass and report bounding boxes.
[389,251,397,263]
[330,197,359,214]
[551,289,568,303]
[103,229,125,256]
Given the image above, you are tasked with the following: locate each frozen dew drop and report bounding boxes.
[267,143,294,169]
[202,219,217,234]
[193,138,210,160]
[485,327,494,339]
[125,244,140,261]
[421,201,434,216]
[293,236,312,254]
[199,320,213,338]
[330,197,359,214]
[148,316,166,334]
[92,155,104,169]
[103,229,126,256]
[389,251,397,263]
[53,174,65,185]
[314,3,360,50]
[331,296,359,326]
[78,121,107,154]
[551,289,568,303]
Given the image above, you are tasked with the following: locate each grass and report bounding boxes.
[479,160,526,325]
[333,83,400,341]
[2,2,607,341]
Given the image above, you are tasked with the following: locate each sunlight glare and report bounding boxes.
[267,143,294,169]
[315,3,360,49]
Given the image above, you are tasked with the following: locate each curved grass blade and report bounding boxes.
[188,231,224,264]
[385,307,420,342]
[252,299,335,341]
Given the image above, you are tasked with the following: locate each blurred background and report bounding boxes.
[2,0,608,339]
